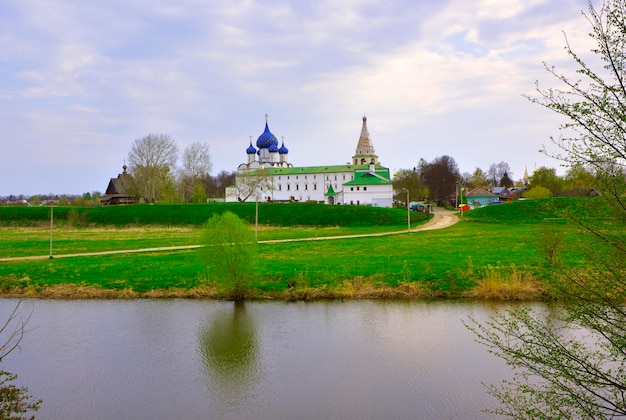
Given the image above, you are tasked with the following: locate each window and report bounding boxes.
[357,187,360,191]
[287,185,290,191]
[364,187,367,191]
[296,184,299,191]
[305,184,308,190]
[313,184,317,190]
[350,187,354,191]
[278,185,282,191]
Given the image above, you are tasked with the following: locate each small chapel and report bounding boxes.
[225,116,393,206]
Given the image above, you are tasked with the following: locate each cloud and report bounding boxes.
[0,0,596,194]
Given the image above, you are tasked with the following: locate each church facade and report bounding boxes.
[225,116,393,207]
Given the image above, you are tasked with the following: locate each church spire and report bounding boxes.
[352,116,378,165]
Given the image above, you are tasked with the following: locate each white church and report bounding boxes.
[225,116,394,207]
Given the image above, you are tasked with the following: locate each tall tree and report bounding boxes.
[392,167,428,202]
[466,167,489,190]
[203,170,236,199]
[422,155,460,205]
[127,134,178,203]
[487,161,512,187]
[499,171,514,188]
[470,1,626,418]
[179,142,212,203]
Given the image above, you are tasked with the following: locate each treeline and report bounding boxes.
[0,202,427,228]
[0,171,236,206]
[392,155,600,206]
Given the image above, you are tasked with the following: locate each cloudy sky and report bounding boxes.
[1,0,597,196]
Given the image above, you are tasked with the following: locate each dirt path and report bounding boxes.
[0,207,459,262]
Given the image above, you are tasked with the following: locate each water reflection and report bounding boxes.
[198,301,261,408]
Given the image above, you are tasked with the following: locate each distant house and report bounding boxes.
[100,164,138,205]
[466,188,499,209]
[492,187,512,202]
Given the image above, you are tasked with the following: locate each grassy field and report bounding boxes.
[0,199,606,300]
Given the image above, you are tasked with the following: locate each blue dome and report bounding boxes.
[256,122,278,148]
[278,141,288,154]
[268,143,278,153]
[246,141,257,154]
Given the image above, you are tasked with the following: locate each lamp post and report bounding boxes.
[255,192,259,242]
[49,204,54,259]
[401,188,410,233]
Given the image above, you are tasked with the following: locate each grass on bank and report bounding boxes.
[0,198,611,300]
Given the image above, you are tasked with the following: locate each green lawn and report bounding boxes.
[0,199,608,299]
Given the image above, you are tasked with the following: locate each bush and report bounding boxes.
[199,211,257,300]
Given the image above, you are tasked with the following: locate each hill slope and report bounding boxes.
[463,197,605,224]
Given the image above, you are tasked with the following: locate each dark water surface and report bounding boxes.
[0,299,518,419]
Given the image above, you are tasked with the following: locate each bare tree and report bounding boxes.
[179,142,212,203]
[235,169,274,202]
[127,134,178,203]
[0,301,41,418]
[487,161,512,188]
[202,170,236,199]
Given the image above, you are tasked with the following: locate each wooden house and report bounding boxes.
[100,165,138,205]
[466,187,498,209]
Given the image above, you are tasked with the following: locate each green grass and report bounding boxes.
[463,196,610,224]
[0,198,614,299]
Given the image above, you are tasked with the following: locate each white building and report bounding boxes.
[225,116,393,207]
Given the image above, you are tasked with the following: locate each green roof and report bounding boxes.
[247,163,388,176]
[343,171,391,186]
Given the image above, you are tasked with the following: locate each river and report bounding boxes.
[0,299,521,419]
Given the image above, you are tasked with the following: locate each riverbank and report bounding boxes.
[1,199,607,301]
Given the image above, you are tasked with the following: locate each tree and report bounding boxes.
[234,169,273,202]
[0,302,41,419]
[563,165,597,195]
[202,170,236,199]
[531,166,563,196]
[179,142,212,203]
[127,134,178,203]
[392,167,428,202]
[466,167,489,190]
[487,161,512,188]
[499,171,514,188]
[422,155,460,205]
[200,211,257,300]
[470,1,626,418]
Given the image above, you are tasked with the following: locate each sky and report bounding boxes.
[0,0,598,196]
